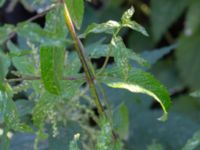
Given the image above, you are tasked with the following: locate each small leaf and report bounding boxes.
[80,21,121,38]
[122,20,149,36]
[121,7,135,22]
[182,130,200,150]
[65,0,84,30]
[121,7,148,36]
[0,24,14,45]
[101,68,171,121]
[40,45,65,95]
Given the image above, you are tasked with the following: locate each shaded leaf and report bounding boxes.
[182,130,200,150]
[185,1,200,35]
[190,90,200,98]
[0,24,14,45]
[7,42,36,75]
[151,0,188,41]
[141,44,176,65]
[0,52,10,90]
[40,45,65,95]
[113,103,129,140]
[147,141,164,150]
[0,0,5,7]
[176,31,200,89]
[65,0,84,29]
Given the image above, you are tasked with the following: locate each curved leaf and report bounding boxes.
[101,68,171,121]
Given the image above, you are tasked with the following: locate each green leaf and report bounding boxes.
[96,118,113,150]
[121,6,135,22]
[0,0,6,7]
[147,141,164,150]
[7,41,35,75]
[44,6,69,45]
[190,90,200,98]
[69,134,81,150]
[113,103,129,140]
[110,36,131,78]
[141,44,177,65]
[175,31,200,89]
[0,24,14,45]
[151,0,188,42]
[182,130,200,150]
[121,7,148,36]
[185,1,200,35]
[0,91,21,130]
[0,52,10,90]
[40,45,65,95]
[101,68,171,121]
[80,21,121,38]
[122,20,149,36]
[65,0,84,30]
[33,91,59,127]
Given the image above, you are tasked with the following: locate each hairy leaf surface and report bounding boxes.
[40,45,65,95]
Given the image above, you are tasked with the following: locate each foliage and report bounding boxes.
[0,0,200,150]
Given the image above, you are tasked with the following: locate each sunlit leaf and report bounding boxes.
[101,68,171,121]
[80,20,120,38]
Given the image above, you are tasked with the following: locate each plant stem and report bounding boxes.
[6,76,84,82]
[63,2,104,115]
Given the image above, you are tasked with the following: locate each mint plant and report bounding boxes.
[0,0,172,149]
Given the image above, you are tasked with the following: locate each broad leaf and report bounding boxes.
[151,0,188,42]
[101,68,171,121]
[40,45,65,95]
[176,31,200,89]
[182,130,200,150]
[65,0,84,30]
